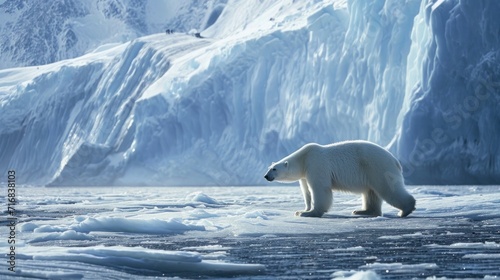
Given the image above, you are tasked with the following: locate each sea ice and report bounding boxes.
[1,185,498,279]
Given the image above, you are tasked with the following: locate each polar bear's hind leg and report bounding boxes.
[397,194,416,217]
[353,189,382,216]
[375,180,416,217]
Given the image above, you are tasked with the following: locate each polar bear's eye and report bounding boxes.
[272,168,276,171]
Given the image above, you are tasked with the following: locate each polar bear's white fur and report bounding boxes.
[264,140,416,218]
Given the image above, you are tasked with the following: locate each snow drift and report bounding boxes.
[0,0,499,186]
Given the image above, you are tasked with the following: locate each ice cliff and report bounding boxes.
[0,0,498,186]
[397,0,500,184]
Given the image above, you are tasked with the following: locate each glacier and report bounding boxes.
[0,0,227,69]
[0,0,499,186]
[396,0,500,184]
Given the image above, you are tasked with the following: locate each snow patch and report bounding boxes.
[360,262,438,272]
[332,270,381,280]
[427,242,500,249]
[463,254,500,259]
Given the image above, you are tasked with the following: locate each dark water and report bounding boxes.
[89,218,499,279]
[159,225,500,279]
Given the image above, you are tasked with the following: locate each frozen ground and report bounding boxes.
[1,185,499,279]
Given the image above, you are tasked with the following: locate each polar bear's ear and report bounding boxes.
[284,161,288,167]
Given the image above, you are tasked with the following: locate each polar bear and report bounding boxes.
[264,140,415,218]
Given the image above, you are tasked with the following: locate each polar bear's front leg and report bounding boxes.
[297,179,311,212]
[296,178,332,218]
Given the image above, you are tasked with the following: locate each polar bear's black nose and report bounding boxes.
[264,174,274,181]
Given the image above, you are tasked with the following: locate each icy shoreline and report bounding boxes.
[1,185,499,279]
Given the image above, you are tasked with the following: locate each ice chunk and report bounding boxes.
[26,245,265,275]
[71,216,205,234]
[332,270,381,280]
[360,262,438,272]
[30,230,93,243]
[186,192,222,205]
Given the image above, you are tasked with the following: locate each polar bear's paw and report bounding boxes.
[295,210,323,218]
[398,206,415,218]
[352,209,382,217]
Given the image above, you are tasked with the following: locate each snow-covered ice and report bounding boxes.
[1,185,499,279]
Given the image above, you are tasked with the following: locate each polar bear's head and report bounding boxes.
[264,161,299,182]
